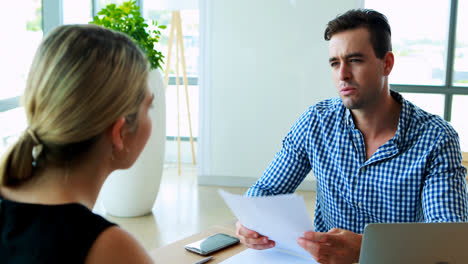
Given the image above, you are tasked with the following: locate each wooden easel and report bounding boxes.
[164,10,196,175]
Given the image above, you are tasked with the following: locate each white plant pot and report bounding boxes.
[99,69,166,217]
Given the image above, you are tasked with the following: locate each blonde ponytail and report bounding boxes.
[0,132,37,186]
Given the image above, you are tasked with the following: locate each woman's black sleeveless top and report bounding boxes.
[0,198,115,263]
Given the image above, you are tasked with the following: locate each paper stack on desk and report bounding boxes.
[218,190,319,264]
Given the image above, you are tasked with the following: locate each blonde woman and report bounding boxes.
[0,25,155,263]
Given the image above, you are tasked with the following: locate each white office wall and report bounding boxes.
[198,0,362,189]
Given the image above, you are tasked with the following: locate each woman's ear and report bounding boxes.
[111,117,126,151]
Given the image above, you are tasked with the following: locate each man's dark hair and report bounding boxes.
[324,9,392,59]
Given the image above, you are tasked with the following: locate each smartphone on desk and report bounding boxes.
[184,233,240,256]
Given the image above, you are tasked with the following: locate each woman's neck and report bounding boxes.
[0,156,110,210]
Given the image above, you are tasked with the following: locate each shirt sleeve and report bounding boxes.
[422,131,468,222]
[246,107,314,197]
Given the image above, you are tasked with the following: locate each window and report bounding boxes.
[365,0,468,151]
[453,0,468,86]
[400,93,445,118]
[366,0,450,86]
[97,0,128,9]
[452,95,468,150]
[64,1,201,138]
[63,0,92,24]
[0,0,200,156]
[0,0,42,153]
[143,8,199,138]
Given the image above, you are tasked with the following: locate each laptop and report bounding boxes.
[359,223,468,264]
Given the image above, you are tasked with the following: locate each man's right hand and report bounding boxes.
[235,221,275,250]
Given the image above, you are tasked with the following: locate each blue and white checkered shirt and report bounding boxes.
[247,91,468,234]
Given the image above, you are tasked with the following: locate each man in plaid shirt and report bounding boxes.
[236,9,468,264]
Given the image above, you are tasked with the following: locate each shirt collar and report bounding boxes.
[392,90,410,148]
[343,90,408,149]
[345,107,354,129]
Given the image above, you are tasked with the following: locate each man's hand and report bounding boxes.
[235,221,275,250]
[297,228,362,264]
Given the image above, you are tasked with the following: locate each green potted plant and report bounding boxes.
[91,1,167,217]
[90,0,166,70]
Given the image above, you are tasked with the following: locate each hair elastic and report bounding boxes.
[27,128,43,166]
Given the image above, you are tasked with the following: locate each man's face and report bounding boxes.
[328,27,389,110]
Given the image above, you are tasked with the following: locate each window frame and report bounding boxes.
[382,0,465,121]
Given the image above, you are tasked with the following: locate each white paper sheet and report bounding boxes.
[220,248,319,264]
[218,189,315,259]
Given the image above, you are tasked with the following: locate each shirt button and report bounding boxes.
[358,202,362,207]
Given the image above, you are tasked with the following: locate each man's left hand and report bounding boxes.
[297,228,362,264]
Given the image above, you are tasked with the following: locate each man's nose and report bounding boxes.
[338,63,351,81]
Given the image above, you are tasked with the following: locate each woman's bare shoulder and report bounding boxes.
[85,226,153,264]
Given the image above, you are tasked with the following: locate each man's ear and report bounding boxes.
[111,117,126,151]
[382,51,394,76]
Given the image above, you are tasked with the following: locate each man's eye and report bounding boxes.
[330,62,339,67]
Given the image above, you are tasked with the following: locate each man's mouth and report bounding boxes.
[340,87,356,96]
